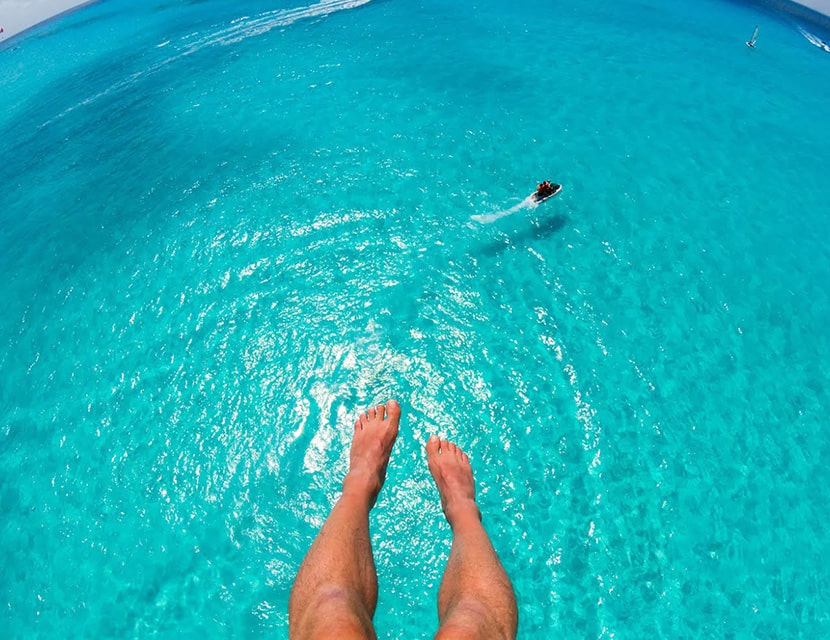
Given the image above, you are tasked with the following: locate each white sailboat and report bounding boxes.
[746,25,759,48]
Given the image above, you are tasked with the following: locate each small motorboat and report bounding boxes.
[532,182,563,203]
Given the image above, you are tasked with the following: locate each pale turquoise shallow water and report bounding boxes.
[2,0,829,637]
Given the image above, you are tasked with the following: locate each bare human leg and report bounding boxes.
[427,437,518,640]
[288,400,401,640]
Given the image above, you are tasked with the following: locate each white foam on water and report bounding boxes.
[179,0,373,53]
[798,26,830,52]
[470,194,538,224]
[41,0,374,126]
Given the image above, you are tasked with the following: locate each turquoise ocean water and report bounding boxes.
[2,0,829,637]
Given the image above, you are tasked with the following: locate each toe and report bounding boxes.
[385,399,401,424]
[426,435,440,456]
[375,403,386,420]
[368,406,376,420]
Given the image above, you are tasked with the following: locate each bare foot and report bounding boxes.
[342,399,401,506]
[426,436,481,527]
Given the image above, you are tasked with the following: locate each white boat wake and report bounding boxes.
[179,0,373,54]
[798,26,830,53]
[471,195,539,224]
[42,0,374,126]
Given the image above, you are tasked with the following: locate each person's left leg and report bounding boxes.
[288,400,401,640]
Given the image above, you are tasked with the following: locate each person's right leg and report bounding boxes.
[426,437,518,640]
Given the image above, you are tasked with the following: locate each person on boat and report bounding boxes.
[289,399,518,639]
[536,180,554,198]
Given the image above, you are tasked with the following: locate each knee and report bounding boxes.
[434,622,482,640]
[435,600,517,640]
[290,586,375,640]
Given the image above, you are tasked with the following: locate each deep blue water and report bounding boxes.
[2,0,829,637]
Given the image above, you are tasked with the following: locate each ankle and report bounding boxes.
[341,471,382,505]
[443,498,481,528]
